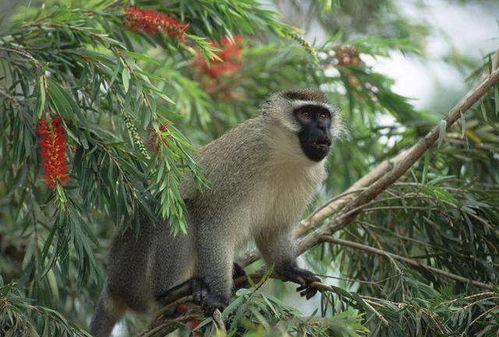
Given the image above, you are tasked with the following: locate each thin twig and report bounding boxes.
[0,46,41,69]
[322,237,495,291]
[460,305,499,337]
[0,90,21,105]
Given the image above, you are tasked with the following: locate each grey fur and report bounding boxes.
[90,89,338,337]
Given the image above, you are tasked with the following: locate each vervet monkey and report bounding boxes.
[90,89,340,337]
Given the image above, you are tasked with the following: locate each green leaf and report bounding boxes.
[37,76,46,117]
[421,185,458,205]
[480,101,488,121]
[122,67,131,93]
[46,78,80,120]
[495,86,498,115]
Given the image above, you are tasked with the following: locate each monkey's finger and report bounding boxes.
[299,289,308,297]
[302,286,317,299]
[305,289,316,299]
[296,285,307,292]
[300,286,316,298]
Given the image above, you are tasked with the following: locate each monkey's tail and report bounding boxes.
[89,288,126,337]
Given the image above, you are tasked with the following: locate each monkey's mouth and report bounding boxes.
[310,138,331,150]
[301,138,331,161]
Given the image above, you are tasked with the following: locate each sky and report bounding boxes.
[374,0,498,111]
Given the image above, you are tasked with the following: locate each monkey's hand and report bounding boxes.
[276,265,320,299]
[233,262,246,279]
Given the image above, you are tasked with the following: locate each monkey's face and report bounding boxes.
[294,104,332,162]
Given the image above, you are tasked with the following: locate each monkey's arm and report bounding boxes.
[255,228,320,299]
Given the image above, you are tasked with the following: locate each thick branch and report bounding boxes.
[322,237,495,291]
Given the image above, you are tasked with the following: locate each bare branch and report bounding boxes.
[0,90,22,105]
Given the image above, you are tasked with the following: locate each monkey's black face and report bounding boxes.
[294,104,332,162]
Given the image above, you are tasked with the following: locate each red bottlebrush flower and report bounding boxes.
[37,117,69,189]
[193,35,244,80]
[124,7,189,41]
[174,303,202,335]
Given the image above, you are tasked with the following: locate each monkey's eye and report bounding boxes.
[298,110,312,121]
[319,111,329,120]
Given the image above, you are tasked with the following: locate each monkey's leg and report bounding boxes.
[196,230,235,314]
[106,218,160,314]
[89,288,126,337]
[255,228,320,299]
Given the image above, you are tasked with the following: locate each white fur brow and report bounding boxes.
[289,100,335,113]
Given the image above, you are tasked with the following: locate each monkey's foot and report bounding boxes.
[277,266,321,299]
[191,278,209,305]
[155,277,209,308]
[202,293,228,316]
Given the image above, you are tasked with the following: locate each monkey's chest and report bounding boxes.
[246,172,318,233]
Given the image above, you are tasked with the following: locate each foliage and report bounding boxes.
[201,286,368,337]
[0,280,90,337]
[0,0,498,336]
